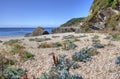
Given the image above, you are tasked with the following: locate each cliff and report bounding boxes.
[82,0,120,32]
[52,0,120,33]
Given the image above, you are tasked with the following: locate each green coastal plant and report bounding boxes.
[3,68,25,79]
[38,42,62,48]
[38,69,83,79]
[10,44,25,55]
[37,54,82,79]
[62,41,77,50]
[79,34,88,38]
[3,39,21,45]
[18,50,34,62]
[72,47,98,62]
[63,35,74,39]
[29,38,51,42]
[115,56,120,66]
[92,35,104,48]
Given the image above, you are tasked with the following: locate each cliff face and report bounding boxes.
[82,0,120,32]
[52,0,120,33]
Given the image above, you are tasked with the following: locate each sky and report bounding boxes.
[0,0,94,27]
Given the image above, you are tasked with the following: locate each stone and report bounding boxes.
[25,26,49,37]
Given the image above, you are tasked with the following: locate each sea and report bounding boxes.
[0,27,54,36]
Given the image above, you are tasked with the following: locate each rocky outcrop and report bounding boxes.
[25,26,49,37]
[81,0,120,32]
[52,27,82,33]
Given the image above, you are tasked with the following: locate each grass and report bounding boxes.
[38,42,62,48]
[20,51,34,61]
[109,32,120,41]
[10,44,25,55]
[3,39,21,45]
[29,38,51,42]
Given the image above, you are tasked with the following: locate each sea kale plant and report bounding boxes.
[37,54,83,79]
[63,35,74,39]
[79,34,87,38]
[115,56,120,66]
[0,53,25,79]
[52,54,79,70]
[38,69,83,79]
[3,68,25,79]
[92,35,104,48]
[72,47,98,62]
[62,41,77,50]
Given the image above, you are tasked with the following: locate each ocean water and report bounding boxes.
[0,27,53,36]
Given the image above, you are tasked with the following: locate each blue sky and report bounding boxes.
[0,0,93,27]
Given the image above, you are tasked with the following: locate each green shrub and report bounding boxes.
[72,47,98,62]
[62,41,77,50]
[3,39,21,45]
[10,44,25,55]
[20,51,34,61]
[52,36,60,38]
[0,58,16,68]
[79,34,88,38]
[37,54,82,79]
[92,35,104,48]
[3,68,25,79]
[115,56,120,66]
[38,42,62,48]
[29,38,51,42]
[38,69,83,79]
[63,35,74,39]
[112,36,120,41]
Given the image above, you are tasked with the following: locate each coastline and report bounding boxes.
[0,32,75,41]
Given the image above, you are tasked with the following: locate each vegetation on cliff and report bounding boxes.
[60,17,84,27]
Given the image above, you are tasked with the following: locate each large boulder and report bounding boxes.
[25,26,49,37]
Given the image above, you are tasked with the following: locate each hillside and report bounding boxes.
[60,17,84,27]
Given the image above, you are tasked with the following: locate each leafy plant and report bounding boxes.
[104,36,112,39]
[38,54,82,79]
[3,39,21,45]
[63,35,74,39]
[19,51,34,62]
[10,44,25,55]
[72,47,98,62]
[38,42,62,48]
[92,36,104,48]
[52,54,79,70]
[115,56,120,66]
[79,34,88,38]
[38,69,83,79]
[3,68,25,79]
[52,36,60,38]
[29,38,51,42]
[62,41,77,50]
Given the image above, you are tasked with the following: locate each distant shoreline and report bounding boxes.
[0,27,55,36]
